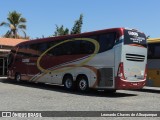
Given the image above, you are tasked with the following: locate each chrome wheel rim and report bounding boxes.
[65,79,72,89]
[16,75,20,82]
[79,79,87,91]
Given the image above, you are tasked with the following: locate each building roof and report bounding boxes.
[0,38,28,46]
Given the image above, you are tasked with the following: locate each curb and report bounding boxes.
[0,77,7,79]
[139,86,160,93]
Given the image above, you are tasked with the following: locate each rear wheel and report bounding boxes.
[63,76,74,90]
[15,73,21,82]
[77,76,89,92]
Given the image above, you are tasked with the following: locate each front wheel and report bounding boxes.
[15,73,21,82]
[77,76,89,92]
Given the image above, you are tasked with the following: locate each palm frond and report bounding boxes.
[0,22,10,27]
[19,17,26,23]
[7,18,14,25]
[21,29,27,39]
[18,24,26,29]
[4,30,12,38]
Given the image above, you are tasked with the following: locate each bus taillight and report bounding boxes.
[117,62,125,80]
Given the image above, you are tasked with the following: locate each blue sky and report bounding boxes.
[0,0,160,39]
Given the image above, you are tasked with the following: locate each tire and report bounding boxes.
[77,76,89,92]
[63,76,74,90]
[15,73,21,82]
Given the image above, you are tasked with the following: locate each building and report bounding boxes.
[0,38,28,77]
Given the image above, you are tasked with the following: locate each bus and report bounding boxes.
[147,38,160,87]
[7,28,147,92]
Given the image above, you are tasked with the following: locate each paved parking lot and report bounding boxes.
[0,78,159,119]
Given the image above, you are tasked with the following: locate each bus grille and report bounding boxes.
[126,54,145,62]
[98,68,113,87]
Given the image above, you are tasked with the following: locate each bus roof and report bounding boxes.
[147,38,160,43]
[16,27,145,47]
[16,28,125,47]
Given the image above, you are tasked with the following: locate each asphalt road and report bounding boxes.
[0,79,159,120]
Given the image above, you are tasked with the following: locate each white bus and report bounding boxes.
[8,28,147,92]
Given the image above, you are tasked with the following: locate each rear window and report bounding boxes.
[124,29,147,47]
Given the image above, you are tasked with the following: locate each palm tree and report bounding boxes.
[0,11,27,38]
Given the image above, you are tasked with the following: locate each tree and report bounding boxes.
[71,14,83,34]
[53,14,83,36]
[0,11,27,38]
[54,25,69,36]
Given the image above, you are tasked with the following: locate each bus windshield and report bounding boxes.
[124,29,147,47]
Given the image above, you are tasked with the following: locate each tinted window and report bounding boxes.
[18,44,39,57]
[80,40,95,54]
[49,41,71,56]
[49,39,95,56]
[98,33,116,53]
[17,32,116,57]
[124,30,147,47]
[17,45,28,57]
[39,43,48,52]
[148,43,160,59]
[29,44,38,50]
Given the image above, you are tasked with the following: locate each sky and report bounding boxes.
[0,0,160,39]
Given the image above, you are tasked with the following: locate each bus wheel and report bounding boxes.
[15,73,21,82]
[63,76,74,90]
[77,76,89,92]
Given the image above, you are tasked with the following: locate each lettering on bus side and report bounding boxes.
[22,59,30,63]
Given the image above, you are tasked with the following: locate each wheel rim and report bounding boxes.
[79,79,87,91]
[16,74,21,82]
[65,78,72,89]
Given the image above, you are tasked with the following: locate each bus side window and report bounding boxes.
[115,33,120,44]
[63,42,73,55]
[17,45,25,57]
[80,40,95,54]
[71,40,81,55]
[39,43,47,52]
[98,33,116,53]
[51,46,62,56]
[51,41,79,56]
